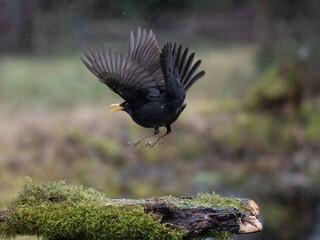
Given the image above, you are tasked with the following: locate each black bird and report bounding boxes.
[82,27,205,147]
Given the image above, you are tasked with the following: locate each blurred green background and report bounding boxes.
[1,0,320,239]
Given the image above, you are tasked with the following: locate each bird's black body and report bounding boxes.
[82,27,205,147]
[123,91,186,133]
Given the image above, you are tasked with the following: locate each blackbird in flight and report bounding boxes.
[82,27,205,147]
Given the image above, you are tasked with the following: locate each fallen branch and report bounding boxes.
[0,179,262,239]
[110,197,261,236]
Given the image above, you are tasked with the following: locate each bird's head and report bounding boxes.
[110,102,132,115]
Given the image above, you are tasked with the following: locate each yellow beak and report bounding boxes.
[110,103,124,112]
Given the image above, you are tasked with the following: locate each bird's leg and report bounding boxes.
[145,126,171,148]
[126,127,159,147]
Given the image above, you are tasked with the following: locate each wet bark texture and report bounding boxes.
[115,197,262,238]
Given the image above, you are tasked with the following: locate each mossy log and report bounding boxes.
[0,179,262,240]
[114,197,261,236]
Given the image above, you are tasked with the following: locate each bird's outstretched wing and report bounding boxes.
[128,27,165,90]
[82,45,156,103]
[160,43,205,96]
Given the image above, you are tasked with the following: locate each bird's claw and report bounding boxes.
[125,134,157,148]
[144,141,165,148]
[145,141,156,148]
[125,139,143,148]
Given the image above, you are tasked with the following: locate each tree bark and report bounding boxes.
[143,197,262,237]
[255,0,274,71]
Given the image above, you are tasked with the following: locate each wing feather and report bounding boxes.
[129,27,165,90]
[160,42,205,92]
[185,70,206,91]
[139,31,154,63]
[82,45,158,102]
[181,53,195,84]
[83,29,205,103]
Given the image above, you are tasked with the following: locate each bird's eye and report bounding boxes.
[125,103,129,107]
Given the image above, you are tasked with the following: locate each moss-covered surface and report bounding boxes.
[0,179,250,240]
[0,178,184,240]
[176,193,250,213]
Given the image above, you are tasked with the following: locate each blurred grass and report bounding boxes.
[0,42,255,202]
[0,43,319,194]
[1,44,320,240]
[0,44,255,111]
[0,56,108,111]
[194,44,256,99]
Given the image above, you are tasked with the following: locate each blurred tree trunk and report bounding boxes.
[255,0,273,71]
[0,0,35,54]
[310,0,320,28]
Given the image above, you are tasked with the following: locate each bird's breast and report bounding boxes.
[129,101,182,128]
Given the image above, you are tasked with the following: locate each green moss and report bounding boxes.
[3,204,184,240]
[0,178,184,240]
[175,192,250,213]
[0,179,250,240]
[10,177,106,207]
